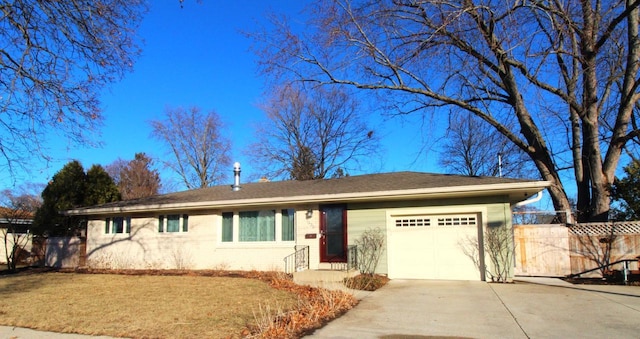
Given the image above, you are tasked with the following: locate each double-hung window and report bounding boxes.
[239,210,275,242]
[104,217,131,234]
[158,214,189,233]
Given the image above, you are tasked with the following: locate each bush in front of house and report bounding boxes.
[344,273,389,291]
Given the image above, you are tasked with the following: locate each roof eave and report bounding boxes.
[65,181,551,216]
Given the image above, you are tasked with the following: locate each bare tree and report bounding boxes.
[460,225,514,283]
[249,84,379,180]
[0,1,147,177]
[105,158,128,188]
[439,111,536,178]
[150,106,231,189]
[108,153,161,200]
[254,1,640,222]
[290,146,318,180]
[1,189,41,271]
[355,227,385,275]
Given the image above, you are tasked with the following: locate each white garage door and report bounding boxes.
[388,213,481,280]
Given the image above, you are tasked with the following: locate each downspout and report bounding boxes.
[512,190,573,224]
[513,191,544,208]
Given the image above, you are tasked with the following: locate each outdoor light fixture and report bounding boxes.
[306,209,313,218]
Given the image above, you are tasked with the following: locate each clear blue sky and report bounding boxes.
[5,1,435,193]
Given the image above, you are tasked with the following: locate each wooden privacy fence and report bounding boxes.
[514,221,640,277]
[44,236,86,268]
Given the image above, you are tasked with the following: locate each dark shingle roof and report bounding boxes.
[67,172,548,215]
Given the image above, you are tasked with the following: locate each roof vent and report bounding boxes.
[231,162,241,191]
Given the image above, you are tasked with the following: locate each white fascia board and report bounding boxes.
[66,181,551,216]
[0,218,33,225]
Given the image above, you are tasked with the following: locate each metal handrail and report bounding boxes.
[283,245,309,274]
[347,245,358,271]
[325,245,358,271]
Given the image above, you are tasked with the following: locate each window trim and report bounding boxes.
[158,214,189,233]
[104,216,131,234]
[220,209,296,244]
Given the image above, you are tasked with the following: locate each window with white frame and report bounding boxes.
[158,214,189,233]
[222,209,295,243]
[104,216,131,234]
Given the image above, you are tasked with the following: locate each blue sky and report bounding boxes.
[4,1,434,192]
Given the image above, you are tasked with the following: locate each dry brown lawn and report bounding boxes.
[0,272,298,338]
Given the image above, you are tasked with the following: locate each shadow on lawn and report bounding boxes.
[0,266,57,295]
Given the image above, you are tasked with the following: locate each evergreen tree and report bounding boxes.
[611,160,640,221]
[85,165,121,205]
[33,160,120,236]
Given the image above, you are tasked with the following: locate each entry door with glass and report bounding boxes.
[319,205,347,262]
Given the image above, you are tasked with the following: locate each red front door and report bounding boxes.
[320,205,347,262]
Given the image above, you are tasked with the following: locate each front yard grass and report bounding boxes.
[0,272,298,338]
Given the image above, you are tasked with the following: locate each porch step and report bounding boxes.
[293,269,360,285]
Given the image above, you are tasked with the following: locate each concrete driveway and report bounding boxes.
[309,278,640,338]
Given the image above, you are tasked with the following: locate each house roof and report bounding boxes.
[65,171,550,216]
[0,207,34,225]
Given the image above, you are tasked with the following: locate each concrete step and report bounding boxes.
[293,269,360,285]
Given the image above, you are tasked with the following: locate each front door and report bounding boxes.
[320,205,347,262]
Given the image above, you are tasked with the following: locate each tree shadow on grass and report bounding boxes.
[0,266,56,296]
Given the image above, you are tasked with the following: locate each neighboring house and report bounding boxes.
[0,207,33,266]
[65,170,549,281]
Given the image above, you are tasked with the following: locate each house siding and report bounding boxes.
[83,195,515,280]
[87,214,217,269]
[86,207,315,271]
[294,207,321,270]
[347,197,513,278]
[346,208,388,274]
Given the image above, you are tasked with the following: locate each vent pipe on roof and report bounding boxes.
[231,162,241,191]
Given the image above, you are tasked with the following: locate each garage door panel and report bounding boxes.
[389,213,481,280]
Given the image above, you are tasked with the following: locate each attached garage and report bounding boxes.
[386,211,484,280]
